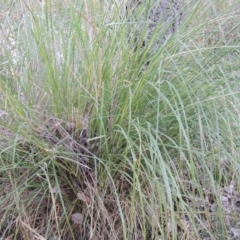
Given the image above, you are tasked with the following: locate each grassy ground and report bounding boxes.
[1,0,240,239]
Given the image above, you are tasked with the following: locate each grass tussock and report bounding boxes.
[0,0,240,239]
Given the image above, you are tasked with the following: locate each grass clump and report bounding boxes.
[0,0,240,239]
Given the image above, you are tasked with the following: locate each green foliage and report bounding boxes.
[0,0,240,239]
